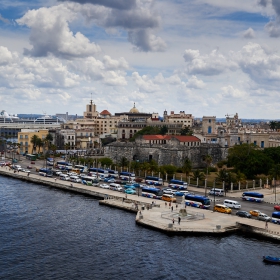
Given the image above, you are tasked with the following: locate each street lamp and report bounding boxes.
[213,179,216,210]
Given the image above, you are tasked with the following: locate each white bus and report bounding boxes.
[74,165,88,173]
[119,171,135,181]
[168,179,188,190]
[88,168,109,178]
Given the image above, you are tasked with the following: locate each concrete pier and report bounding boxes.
[1,167,280,241]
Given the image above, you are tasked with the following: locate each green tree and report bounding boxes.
[119,157,129,167]
[227,143,273,178]
[180,127,193,136]
[98,157,113,168]
[192,169,205,181]
[129,126,160,141]
[149,159,159,172]
[204,155,212,178]
[159,125,168,135]
[30,135,39,153]
[160,165,177,178]
[182,158,192,177]
[269,164,280,180]
[36,138,43,154]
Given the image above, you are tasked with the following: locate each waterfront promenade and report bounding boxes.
[1,166,280,241]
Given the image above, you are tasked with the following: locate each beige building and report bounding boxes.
[18,129,49,154]
[163,110,194,128]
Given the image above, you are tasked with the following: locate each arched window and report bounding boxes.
[208,126,212,133]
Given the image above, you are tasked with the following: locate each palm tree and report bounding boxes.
[191,169,205,181]
[204,155,212,177]
[36,138,43,154]
[119,157,129,168]
[45,133,53,147]
[182,158,192,177]
[30,135,39,154]
[64,143,70,162]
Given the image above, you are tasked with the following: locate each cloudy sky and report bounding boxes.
[1,0,280,119]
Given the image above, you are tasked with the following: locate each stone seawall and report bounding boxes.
[104,142,228,167]
[2,168,280,242]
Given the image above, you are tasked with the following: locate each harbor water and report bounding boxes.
[0,176,279,280]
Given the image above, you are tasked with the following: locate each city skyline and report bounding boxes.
[1,1,280,118]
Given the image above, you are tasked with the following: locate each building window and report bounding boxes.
[20,135,23,139]
[254,141,257,146]
[25,135,28,139]
[261,141,264,148]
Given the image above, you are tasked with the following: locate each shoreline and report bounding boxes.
[1,168,280,242]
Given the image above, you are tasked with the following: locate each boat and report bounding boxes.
[0,110,19,123]
[263,256,280,264]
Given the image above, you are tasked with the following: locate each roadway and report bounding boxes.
[3,156,279,221]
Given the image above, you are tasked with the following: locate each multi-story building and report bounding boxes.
[17,129,49,154]
[56,129,76,150]
[163,110,194,128]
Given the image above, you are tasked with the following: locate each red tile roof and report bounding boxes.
[142,135,200,142]
[100,110,111,115]
[142,135,171,140]
[173,136,200,142]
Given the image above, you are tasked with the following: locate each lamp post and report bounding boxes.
[213,179,216,210]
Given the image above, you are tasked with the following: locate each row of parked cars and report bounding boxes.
[10,164,31,174]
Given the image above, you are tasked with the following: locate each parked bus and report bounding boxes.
[80,175,98,186]
[162,194,176,203]
[271,212,280,224]
[119,171,135,181]
[145,176,163,186]
[185,194,211,209]
[39,168,53,177]
[74,165,88,173]
[141,187,162,199]
[242,192,264,202]
[26,154,37,161]
[168,179,188,190]
[89,168,109,178]
[57,161,72,170]
[107,169,119,178]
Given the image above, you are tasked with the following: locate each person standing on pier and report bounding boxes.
[178,216,181,225]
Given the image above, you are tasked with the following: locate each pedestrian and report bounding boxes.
[125,194,127,199]
[172,218,174,224]
[169,202,171,209]
[265,220,268,231]
[176,204,178,210]
[178,216,181,225]
[122,197,124,203]
[171,206,173,212]
[165,202,167,208]
[55,178,57,182]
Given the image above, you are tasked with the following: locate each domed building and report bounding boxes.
[129,103,139,114]
[115,103,153,140]
[115,103,151,122]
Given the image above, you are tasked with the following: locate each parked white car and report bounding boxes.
[21,169,31,173]
[163,188,176,195]
[258,213,271,221]
[100,184,109,189]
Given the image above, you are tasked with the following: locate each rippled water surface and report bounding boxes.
[0,176,280,280]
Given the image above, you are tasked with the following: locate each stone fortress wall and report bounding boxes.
[104,142,228,168]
